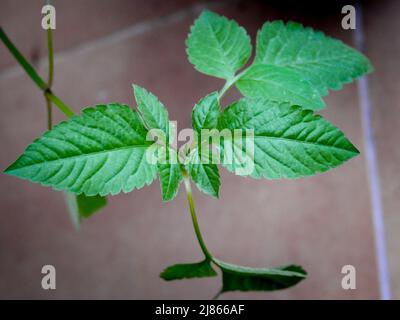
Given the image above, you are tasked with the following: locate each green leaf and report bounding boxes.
[65,193,107,229]
[192,92,220,133]
[214,259,306,292]
[158,148,183,201]
[133,84,169,134]
[188,92,221,197]
[187,150,220,198]
[255,20,373,96]
[236,64,325,110]
[4,104,157,196]
[217,98,359,179]
[186,10,252,80]
[160,260,217,281]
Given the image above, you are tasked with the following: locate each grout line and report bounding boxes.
[0,1,225,82]
[354,2,391,300]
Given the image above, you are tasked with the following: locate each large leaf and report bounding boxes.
[186,10,252,80]
[236,64,325,110]
[160,260,217,281]
[214,259,306,292]
[65,193,107,229]
[255,20,372,96]
[189,92,221,197]
[5,104,157,196]
[217,98,359,179]
[133,84,169,134]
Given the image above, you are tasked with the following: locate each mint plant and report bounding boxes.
[1,10,372,297]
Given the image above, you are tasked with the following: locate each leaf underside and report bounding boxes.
[65,193,107,229]
[4,104,157,196]
[236,64,325,110]
[160,260,217,281]
[215,259,307,292]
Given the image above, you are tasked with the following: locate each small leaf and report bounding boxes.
[255,20,373,96]
[186,10,252,80]
[236,64,325,110]
[192,92,220,133]
[218,98,359,179]
[158,148,183,202]
[214,259,306,292]
[160,260,217,281]
[4,104,157,196]
[64,193,107,229]
[188,92,221,197]
[187,150,220,198]
[133,84,169,134]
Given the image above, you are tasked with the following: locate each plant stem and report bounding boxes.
[218,70,245,100]
[182,170,213,261]
[44,90,74,117]
[47,28,54,88]
[0,26,75,118]
[45,27,54,129]
[45,96,53,129]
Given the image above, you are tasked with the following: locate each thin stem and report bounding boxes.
[0,27,47,90]
[45,90,75,117]
[182,170,213,261]
[47,28,54,88]
[45,96,52,129]
[218,70,245,100]
[45,26,54,129]
[0,27,75,118]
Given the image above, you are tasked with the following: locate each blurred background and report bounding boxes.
[0,0,398,299]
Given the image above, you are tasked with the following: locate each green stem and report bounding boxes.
[182,170,213,261]
[45,96,53,129]
[0,26,75,118]
[45,90,74,117]
[47,28,54,88]
[218,70,245,100]
[182,69,247,262]
[45,27,54,129]
[0,27,47,90]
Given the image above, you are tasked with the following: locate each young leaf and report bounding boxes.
[65,193,107,229]
[214,259,306,292]
[187,150,220,198]
[255,20,373,96]
[133,84,169,134]
[158,148,183,202]
[189,92,221,197]
[186,10,252,80]
[218,98,359,179]
[4,104,157,196]
[160,260,217,281]
[192,92,220,133]
[236,64,325,110]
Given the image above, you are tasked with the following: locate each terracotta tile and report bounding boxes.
[0,0,198,71]
[364,0,400,299]
[0,1,379,298]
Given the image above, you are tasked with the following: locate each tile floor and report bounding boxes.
[0,0,397,299]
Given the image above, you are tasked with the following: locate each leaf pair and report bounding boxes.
[187,10,372,110]
[160,258,306,295]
